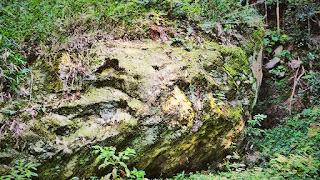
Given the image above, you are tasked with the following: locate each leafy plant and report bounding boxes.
[173,171,186,180]
[246,114,267,137]
[269,65,286,77]
[248,114,267,127]
[307,52,319,61]
[303,71,320,105]
[91,145,145,180]
[275,50,292,61]
[264,31,289,54]
[0,160,39,180]
[71,176,99,180]
[223,152,246,172]
[170,38,183,46]
[128,168,146,180]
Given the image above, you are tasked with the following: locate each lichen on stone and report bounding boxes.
[0,38,259,179]
[161,86,195,128]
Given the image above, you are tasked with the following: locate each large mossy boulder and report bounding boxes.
[0,40,259,178]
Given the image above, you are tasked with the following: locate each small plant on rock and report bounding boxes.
[92,145,145,180]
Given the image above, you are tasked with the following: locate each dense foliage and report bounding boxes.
[264,0,320,46]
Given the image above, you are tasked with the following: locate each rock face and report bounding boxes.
[0,40,258,178]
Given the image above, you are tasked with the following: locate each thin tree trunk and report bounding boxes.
[265,0,268,24]
[308,18,311,35]
[276,0,280,34]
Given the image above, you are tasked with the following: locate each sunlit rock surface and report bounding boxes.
[0,40,259,179]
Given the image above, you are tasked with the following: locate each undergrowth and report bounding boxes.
[170,108,320,179]
[0,0,261,94]
[0,160,39,180]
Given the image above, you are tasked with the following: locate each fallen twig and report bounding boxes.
[288,65,305,114]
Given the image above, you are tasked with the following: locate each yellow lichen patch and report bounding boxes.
[63,87,129,107]
[59,53,73,67]
[182,136,198,151]
[209,100,224,115]
[112,111,138,126]
[204,93,224,115]
[224,138,233,149]
[162,86,195,127]
[225,105,243,120]
[59,53,73,88]
[223,120,245,149]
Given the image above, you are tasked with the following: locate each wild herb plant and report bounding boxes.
[91,145,145,180]
[269,65,286,77]
[128,168,146,180]
[275,50,292,61]
[0,160,39,180]
[246,114,266,137]
[248,114,267,127]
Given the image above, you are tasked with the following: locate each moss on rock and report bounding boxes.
[1,38,260,179]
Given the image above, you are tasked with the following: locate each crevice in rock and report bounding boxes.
[95,58,124,74]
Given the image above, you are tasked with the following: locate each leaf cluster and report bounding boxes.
[0,160,39,180]
[91,145,145,180]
